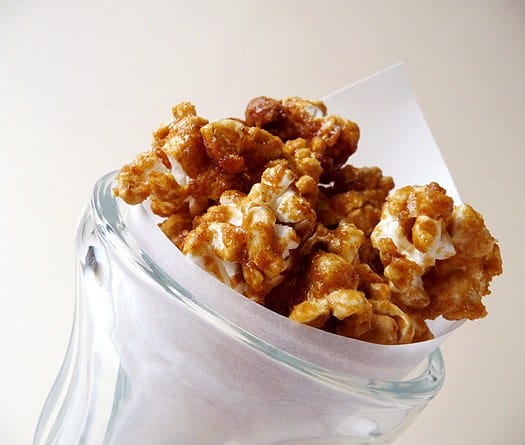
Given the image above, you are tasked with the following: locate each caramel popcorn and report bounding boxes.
[337,300,415,345]
[114,104,245,217]
[200,119,283,175]
[421,204,503,320]
[245,96,360,173]
[114,96,502,345]
[370,183,457,310]
[181,160,315,303]
[289,251,372,328]
[371,184,502,321]
[317,165,394,235]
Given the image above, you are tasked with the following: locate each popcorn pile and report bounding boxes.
[114,97,502,345]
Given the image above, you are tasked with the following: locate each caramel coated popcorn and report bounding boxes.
[114,96,502,345]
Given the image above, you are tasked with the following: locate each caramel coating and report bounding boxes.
[114,103,244,217]
[372,185,502,321]
[246,96,359,173]
[201,119,283,174]
[289,251,372,328]
[181,160,315,303]
[114,151,189,217]
[152,102,210,177]
[317,165,394,235]
[421,204,503,320]
[159,212,193,250]
[114,97,503,345]
[371,183,456,310]
[337,300,416,345]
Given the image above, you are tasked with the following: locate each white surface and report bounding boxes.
[0,1,523,444]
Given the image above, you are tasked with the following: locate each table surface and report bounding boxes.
[1,1,524,444]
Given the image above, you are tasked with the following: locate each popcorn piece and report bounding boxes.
[371,183,457,309]
[317,165,394,235]
[327,165,395,197]
[238,161,315,300]
[183,220,247,294]
[115,103,208,216]
[188,164,248,202]
[152,102,210,179]
[159,211,193,250]
[273,221,366,323]
[162,110,258,203]
[115,103,253,219]
[241,205,299,301]
[354,262,392,301]
[421,204,503,320]
[245,96,360,173]
[283,139,322,178]
[371,184,502,321]
[182,191,247,294]
[282,138,323,206]
[337,300,416,345]
[412,315,434,343]
[114,151,190,217]
[301,221,365,265]
[245,96,325,141]
[289,251,373,328]
[200,119,283,175]
[382,254,430,309]
[182,161,316,303]
[249,160,317,238]
[289,239,420,344]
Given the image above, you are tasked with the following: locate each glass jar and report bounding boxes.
[34,172,445,445]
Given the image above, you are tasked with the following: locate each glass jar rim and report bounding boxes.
[91,171,445,405]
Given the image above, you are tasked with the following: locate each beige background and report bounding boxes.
[1,1,524,444]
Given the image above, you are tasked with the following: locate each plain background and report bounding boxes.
[1,1,524,444]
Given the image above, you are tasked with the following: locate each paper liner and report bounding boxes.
[124,64,464,381]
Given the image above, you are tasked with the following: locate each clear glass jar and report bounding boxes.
[34,172,445,445]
